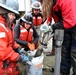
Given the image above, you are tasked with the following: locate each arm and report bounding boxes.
[32,26,39,44]
[51,0,76,30]
[14,23,28,46]
[58,0,76,29]
[0,25,20,61]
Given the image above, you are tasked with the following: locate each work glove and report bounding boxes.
[31,43,35,50]
[16,47,26,54]
[51,20,64,33]
[20,54,30,62]
[28,43,35,50]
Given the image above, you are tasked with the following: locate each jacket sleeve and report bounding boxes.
[0,25,20,61]
[14,23,28,46]
[32,26,39,44]
[52,20,64,30]
[58,0,76,29]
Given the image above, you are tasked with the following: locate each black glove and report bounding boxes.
[51,20,64,33]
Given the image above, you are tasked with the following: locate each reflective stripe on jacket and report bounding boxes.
[19,26,33,42]
[33,16,43,26]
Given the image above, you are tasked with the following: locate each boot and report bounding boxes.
[46,49,55,56]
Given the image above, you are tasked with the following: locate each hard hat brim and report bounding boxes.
[21,17,32,25]
[0,3,19,15]
[0,6,8,13]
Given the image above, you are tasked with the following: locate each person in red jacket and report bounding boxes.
[38,0,76,75]
[0,0,30,75]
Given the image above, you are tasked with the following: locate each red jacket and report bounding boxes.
[47,0,76,29]
[0,16,20,61]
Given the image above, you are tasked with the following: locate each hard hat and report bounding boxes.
[0,0,19,15]
[31,1,41,9]
[21,13,33,25]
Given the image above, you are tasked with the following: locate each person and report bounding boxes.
[31,1,43,35]
[14,13,39,75]
[0,0,30,75]
[14,13,39,51]
[38,0,76,75]
[31,1,43,26]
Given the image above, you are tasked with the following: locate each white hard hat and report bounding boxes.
[31,1,41,10]
[0,0,19,15]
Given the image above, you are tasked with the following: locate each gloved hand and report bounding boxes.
[30,43,35,50]
[17,47,26,54]
[51,20,64,33]
[28,43,35,50]
[20,54,30,62]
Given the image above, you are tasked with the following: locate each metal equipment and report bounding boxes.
[40,25,64,75]
[39,24,53,53]
[54,29,64,75]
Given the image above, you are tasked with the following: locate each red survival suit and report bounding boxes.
[0,15,20,75]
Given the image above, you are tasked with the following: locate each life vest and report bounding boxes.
[33,16,43,26]
[19,26,33,42]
